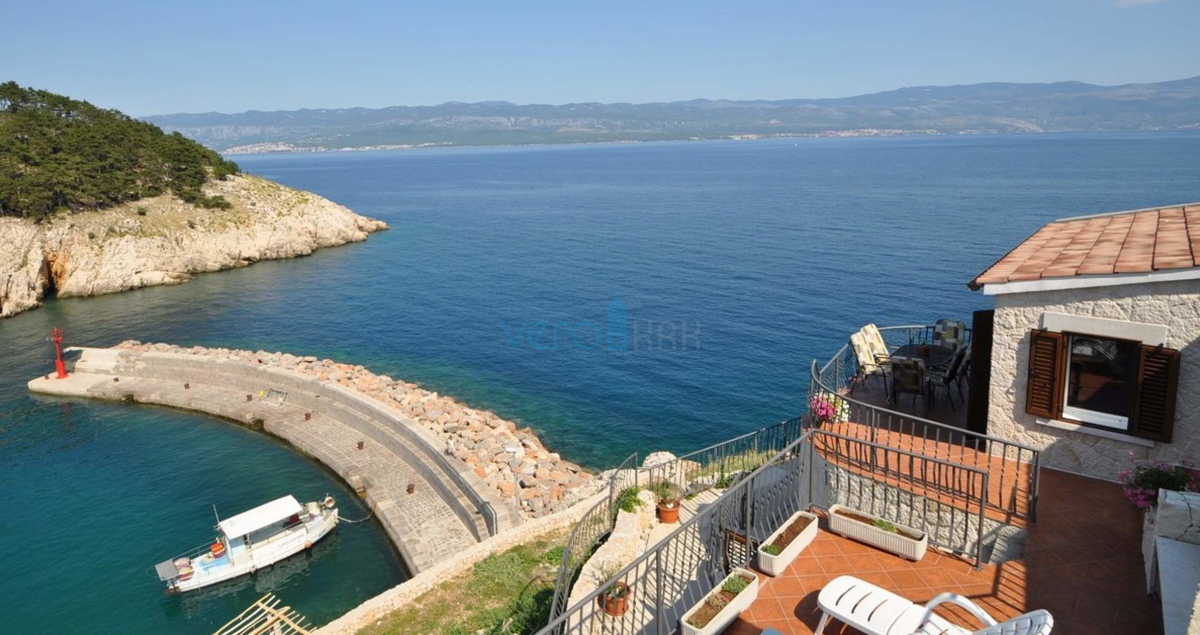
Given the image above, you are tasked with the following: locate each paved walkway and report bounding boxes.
[27,348,515,573]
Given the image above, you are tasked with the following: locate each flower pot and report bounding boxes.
[603,583,630,616]
[755,510,818,576]
[679,568,758,635]
[828,504,927,561]
[658,499,681,524]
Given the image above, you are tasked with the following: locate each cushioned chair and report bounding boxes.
[932,319,967,351]
[862,323,892,366]
[850,331,888,394]
[890,358,928,410]
[927,343,968,409]
[815,575,1054,635]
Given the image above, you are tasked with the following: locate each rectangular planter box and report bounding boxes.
[679,567,759,635]
[756,510,819,576]
[827,504,927,561]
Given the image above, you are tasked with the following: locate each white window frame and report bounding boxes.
[1059,333,1136,431]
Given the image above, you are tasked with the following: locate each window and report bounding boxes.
[1025,328,1180,443]
[1061,335,1138,430]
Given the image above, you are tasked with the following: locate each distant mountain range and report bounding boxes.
[146,76,1200,154]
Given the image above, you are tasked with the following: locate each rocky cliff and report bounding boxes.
[0,175,386,318]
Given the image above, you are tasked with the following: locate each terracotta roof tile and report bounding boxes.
[970,203,1200,289]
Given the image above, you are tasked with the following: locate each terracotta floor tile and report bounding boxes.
[795,574,832,595]
[741,469,1161,635]
[883,568,932,591]
[787,557,826,576]
[807,540,841,557]
[843,553,885,573]
[817,555,856,576]
[872,552,914,571]
[725,617,767,635]
[745,597,790,622]
[767,575,808,599]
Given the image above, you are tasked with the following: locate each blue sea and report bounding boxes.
[2,133,1198,633]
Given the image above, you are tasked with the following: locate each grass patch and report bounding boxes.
[359,532,566,635]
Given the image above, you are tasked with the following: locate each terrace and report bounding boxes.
[536,323,1161,635]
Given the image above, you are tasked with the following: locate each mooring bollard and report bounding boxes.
[406,484,415,495]
[184,383,190,390]
[304,412,312,421]
[357,441,364,450]
[113,377,119,383]
[246,394,252,402]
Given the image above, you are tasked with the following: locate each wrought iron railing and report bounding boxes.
[811,324,1041,521]
[548,452,640,624]
[537,432,815,635]
[640,417,803,501]
[807,428,990,566]
[537,419,1002,634]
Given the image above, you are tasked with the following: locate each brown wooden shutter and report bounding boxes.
[1130,345,1181,443]
[1026,330,1065,419]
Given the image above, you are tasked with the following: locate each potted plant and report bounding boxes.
[602,579,631,617]
[828,504,927,561]
[1117,455,1195,512]
[653,481,681,524]
[679,568,758,635]
[755,510,818,576]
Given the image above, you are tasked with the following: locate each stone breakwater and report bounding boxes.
[0,174,387,318]
[115,341,599,519]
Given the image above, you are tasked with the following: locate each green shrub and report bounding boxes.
[760,544,782,556]
[722,575,750,595]
[136,206,148,216]
[615,486,643,513]
[873,519,898,534]
[651,480,678,501]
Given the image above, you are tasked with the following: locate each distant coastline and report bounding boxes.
[219,127,1200,157]
[149,75,1200,155]
[219,128,951,155]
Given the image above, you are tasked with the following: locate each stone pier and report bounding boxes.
[28,345,600,573]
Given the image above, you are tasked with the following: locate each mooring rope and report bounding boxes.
[339,510,375,524]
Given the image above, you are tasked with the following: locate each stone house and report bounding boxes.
[968,203,1199,481]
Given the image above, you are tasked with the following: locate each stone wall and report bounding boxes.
[115,341,599,519]
[988,278,1200,480]
[314,491,606,635]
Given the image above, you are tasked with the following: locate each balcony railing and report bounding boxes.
[548,452,641,624]
[810,324,1041,522]
[538,431,816,635]
[536,425,996,635]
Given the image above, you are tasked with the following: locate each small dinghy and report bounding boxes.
[156,495,338,593]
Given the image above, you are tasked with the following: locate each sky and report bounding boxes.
[3,0,1198,116]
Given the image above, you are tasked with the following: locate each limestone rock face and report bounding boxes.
[0,175,387,318]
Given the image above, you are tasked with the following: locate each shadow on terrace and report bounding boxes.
[533,323,1160,635]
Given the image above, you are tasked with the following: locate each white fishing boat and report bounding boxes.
[155,495,338,593]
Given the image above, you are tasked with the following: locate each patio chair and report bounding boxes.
[815,575,1054,635]
[890,358,928,410]
[862,323,892,366]
[927,343,968,409]
[932,319,966,351]
[850,331,888,394]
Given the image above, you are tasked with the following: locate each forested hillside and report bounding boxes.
[0,82,240,219]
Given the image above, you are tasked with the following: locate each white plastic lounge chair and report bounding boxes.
[815,575,1053,635]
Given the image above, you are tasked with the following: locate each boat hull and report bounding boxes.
[168,507,337,593]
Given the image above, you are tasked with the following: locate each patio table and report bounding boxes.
[891,343,954,369]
